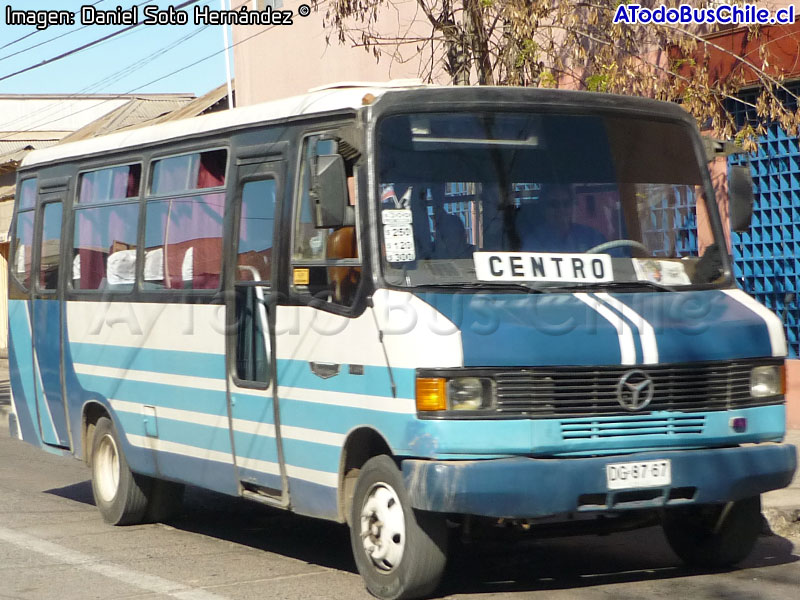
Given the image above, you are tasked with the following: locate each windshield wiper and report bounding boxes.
[413,282,555,294]
[577,280,676,292]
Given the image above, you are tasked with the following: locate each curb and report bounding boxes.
[763,507,800,539]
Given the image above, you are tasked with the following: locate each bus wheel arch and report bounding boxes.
[338,427,393,525]
[82,401,111,467]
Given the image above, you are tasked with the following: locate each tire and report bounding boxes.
[90,416,151,525]
[349,455,448,600]
[662,495,762,568]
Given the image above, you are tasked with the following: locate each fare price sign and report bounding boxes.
[474,252,613,283]
[383,208,415,263]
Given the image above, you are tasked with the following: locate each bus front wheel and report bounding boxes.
[90,416,150,525]
[662,495,762,568]
[349,455,448,600]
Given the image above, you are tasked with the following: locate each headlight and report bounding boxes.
[750,365,784,398]
[448,377,489,410]
[416,376,495,412]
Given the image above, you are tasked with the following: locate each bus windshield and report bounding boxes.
[377,111,726,290]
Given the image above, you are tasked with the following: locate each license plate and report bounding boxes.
[606,459,671,490]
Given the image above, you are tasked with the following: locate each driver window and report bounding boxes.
[291,134,361,307]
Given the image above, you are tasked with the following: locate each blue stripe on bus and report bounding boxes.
[589,292,643,363]
[232,431,280,464]
[277,398,413,448]
[124,443,238,496]
[608,290,773,363]
[237,468,282,490]
[8,301,44,447]
[280,438,341,473]
[415,292,625,367]
[288,478,338,520]
[276,359,414,399]
[115,413,234,456]
[31,299,69,446]
[68,342,226,379]
[73,373,227,413]
[8,333,40,446]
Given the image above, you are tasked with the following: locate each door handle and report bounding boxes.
[309,362,340,379]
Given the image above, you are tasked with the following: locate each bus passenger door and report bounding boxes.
[31,197,70,448]
[227,161,287,502]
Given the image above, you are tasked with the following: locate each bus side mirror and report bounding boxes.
[729,165,754,233]
[311,153,348,229]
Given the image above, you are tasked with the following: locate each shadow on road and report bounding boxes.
[44,480,95,506]
[40,479,800,597]
[439,530,798,596]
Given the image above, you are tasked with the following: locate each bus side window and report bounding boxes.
[291,135,361,308]
[39,202,63,290]
[143,150,227,291]
[234,286,269,384]
[236,179,276,283]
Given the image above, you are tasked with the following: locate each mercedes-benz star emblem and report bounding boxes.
[616,370,655,411]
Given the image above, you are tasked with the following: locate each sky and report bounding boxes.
[0,0,233,97]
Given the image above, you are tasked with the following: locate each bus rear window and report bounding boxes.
[17,178,36,210]
[11,210,34,288]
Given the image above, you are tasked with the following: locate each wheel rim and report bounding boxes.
[94,433,120,503]
[359,482,406,572]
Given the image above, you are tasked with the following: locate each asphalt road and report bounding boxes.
[0,418,798,600]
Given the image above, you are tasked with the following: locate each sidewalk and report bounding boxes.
[0,358,798,534]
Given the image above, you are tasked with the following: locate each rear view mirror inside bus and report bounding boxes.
[311,152,348,229]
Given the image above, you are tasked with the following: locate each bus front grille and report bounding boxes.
[493,358,783,418]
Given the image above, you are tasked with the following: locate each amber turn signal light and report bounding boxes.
[416,378,447,411]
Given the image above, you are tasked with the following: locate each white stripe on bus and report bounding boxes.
[573,293,637,365]
[594,292,659,364]
[75,364,413,413]
[112,399,345,446]
[278,385,416,414]
[126,434,338,488]
[722,289,788,357]
[74,363,227,392]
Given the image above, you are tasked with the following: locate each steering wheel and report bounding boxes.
[585,239,650,255]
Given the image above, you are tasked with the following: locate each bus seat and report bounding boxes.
[326,226,360,304]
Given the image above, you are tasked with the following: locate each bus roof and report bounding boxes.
[19,84,406,169]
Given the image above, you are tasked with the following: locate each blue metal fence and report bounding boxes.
[728,84,800,358]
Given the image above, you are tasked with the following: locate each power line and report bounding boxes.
[0,0,203,84]
[0,0,216,132]
[0,1,158,65]
[0,24,212,133]
[0,0,107,53]
[5,0,330,136]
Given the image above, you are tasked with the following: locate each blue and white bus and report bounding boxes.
[7,84,797,600]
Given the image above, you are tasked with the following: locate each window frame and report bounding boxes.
[9,177,39,292]
[288,130,364,314]
[234,173,278,286]
[76,161,143,205]
[34,199,64,295]
[70,198,141,295]
[139,146,230,295]
[228,163,283,391]
[147,147,229,198]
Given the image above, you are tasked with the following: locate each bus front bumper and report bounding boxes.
[401,443,797,518]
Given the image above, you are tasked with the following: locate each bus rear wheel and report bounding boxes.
[90,416,150,525]
[662,495,762,568]
[349,455,448,600]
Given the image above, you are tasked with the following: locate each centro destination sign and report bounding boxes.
[474,252,613,283]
